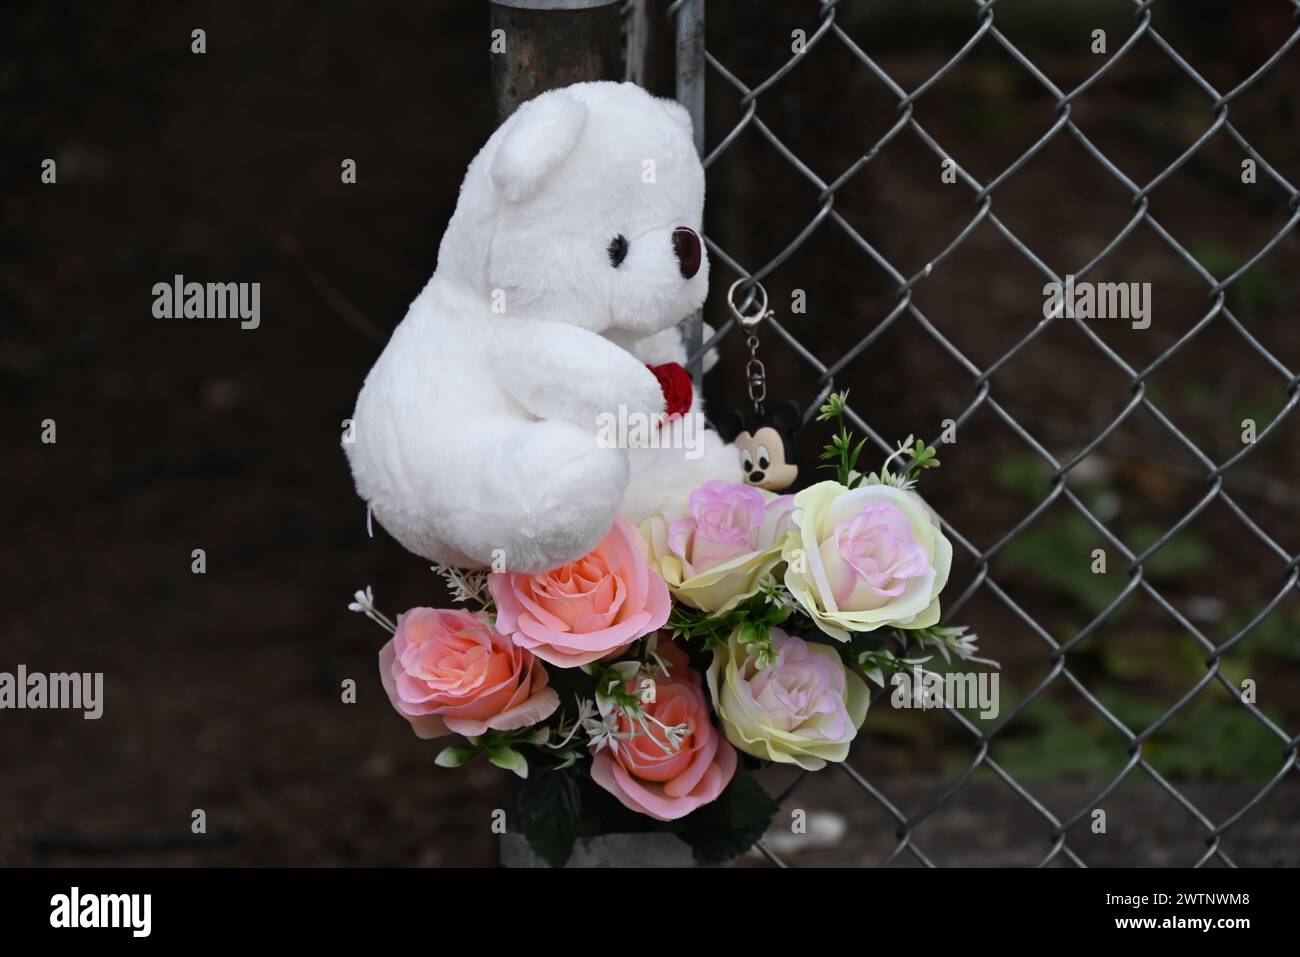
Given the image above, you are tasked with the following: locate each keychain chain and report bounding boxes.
[721,276,803,494]
[746,333,766,415]
[728,278,773,417]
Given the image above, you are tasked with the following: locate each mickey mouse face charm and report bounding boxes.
[716,399,803,493]
[736,426,798,491]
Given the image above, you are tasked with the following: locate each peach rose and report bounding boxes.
[379,607,558,739]
[590,642,737,821]
[489,517,671,668]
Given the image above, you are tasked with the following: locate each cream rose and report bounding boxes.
[707,626,869,770]
[782,481,952,640]
[640,480,794,614]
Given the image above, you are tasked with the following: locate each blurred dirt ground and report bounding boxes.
[2,0,1297,866]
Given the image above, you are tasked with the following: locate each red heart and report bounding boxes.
[646,362,693,420]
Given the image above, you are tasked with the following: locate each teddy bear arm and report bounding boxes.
[626,320,720,374]
[494,322,665,430]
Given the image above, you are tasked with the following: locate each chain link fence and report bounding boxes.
[654,0,1300,866]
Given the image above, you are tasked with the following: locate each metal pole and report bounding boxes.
[489,0,625,124]
[673,0,704,157]
[672,0,706,384]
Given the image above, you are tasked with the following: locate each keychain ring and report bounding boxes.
[727,278,769,329]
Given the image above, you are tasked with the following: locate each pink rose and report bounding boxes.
[489,517,671,669]
[379,607,559,739]
[590,642,737,821]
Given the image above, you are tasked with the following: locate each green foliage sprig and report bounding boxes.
[816,390,942,490]
[816,391,871,488]
[435,725,551,779]
[667,588,790,651]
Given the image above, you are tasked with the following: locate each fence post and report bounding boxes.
[672,0,706,383]
[489,0,626,123]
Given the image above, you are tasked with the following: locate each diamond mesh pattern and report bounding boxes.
[663,0,1300,867]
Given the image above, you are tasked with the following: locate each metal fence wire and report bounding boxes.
[656,0,1300,867]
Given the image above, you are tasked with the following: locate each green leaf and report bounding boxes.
[516,766,582,867]
[435,746,478,768]
[675,767,779,864]
[488,746,529,779]
[738,620,766,647]
[846,435,869,478]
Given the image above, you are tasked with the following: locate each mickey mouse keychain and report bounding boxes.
[715,278,803,492]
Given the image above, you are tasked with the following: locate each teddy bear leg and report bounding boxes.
[443,418,630,574]
[620,423,742,522]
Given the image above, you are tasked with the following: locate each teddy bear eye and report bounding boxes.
[607,234,629,268]
[757,445,771,470]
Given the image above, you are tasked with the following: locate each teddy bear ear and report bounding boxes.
[490,92,589,203]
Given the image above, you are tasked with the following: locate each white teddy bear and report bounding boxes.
[619,318,737,520]
[344,81,740,573]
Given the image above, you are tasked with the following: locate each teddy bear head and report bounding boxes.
[437,81,709,337]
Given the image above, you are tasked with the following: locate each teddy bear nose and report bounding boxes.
[672,227,701,279]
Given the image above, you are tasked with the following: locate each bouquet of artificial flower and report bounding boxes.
[349,392,995,865]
